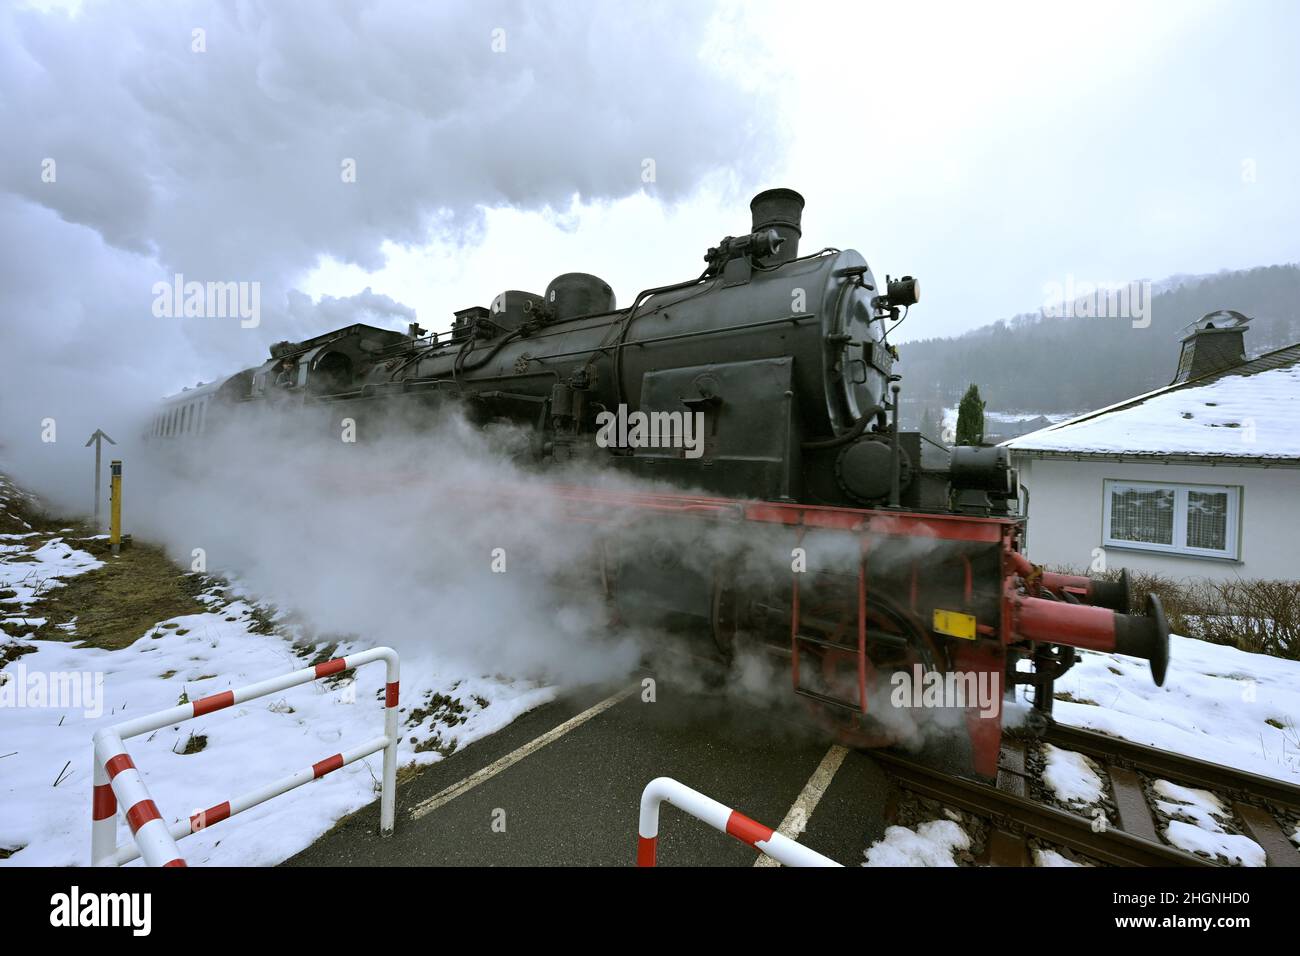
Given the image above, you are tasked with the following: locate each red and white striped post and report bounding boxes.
[91,742,118,865]
[94,728,186,867]
[91,646,400,867]
[636,777,841,867]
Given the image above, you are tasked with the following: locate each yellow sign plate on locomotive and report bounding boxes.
[932,609,977,640]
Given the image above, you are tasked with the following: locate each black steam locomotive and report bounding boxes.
[151,189,1015,514]
[151,189,1169,776]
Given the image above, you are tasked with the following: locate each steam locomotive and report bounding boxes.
[151,189,1169,776]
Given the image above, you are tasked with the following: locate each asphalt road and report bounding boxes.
[286,668,895,867]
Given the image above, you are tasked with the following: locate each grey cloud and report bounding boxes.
[0,0,774,499]
[283,286,417,334]
[1,0,764,282]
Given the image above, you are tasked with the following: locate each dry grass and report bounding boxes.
[0,478,76,535]
[21,538,209,650]
[176,732,208,755]
[2,476,213,650]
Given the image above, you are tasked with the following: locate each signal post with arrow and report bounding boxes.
[85,428,126,554]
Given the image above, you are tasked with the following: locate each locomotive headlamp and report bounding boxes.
[871,275,921,315]
[887,275,920,307]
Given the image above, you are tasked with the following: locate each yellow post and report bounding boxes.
[109,459,122,555]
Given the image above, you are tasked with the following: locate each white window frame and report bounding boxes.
[1102,479,1241,560]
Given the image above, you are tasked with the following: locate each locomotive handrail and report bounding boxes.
[636,777,841,867]
[91,646,400,867]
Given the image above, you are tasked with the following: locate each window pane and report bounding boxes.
[1186,490,1228,551]
[1110,486,1174,545]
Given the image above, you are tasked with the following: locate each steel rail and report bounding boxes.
[871,749,1217,868]
[1042,724,1300,811]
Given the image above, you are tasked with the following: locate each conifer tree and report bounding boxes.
[955,383,986,446]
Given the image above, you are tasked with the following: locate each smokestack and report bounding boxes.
[750,188,804,266]
[1172,310,1250,384]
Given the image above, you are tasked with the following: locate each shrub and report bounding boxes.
[1049,566,1299,660]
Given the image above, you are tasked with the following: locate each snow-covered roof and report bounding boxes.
[1004,343,1300,459]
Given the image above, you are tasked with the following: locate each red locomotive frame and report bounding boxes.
[543,482,1169,778]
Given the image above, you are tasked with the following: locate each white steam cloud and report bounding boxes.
[0,0,771,504]
[128,407,649,684]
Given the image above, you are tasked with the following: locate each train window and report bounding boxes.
[312,351,353,393]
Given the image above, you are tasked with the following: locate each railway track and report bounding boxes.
[874,724,1300,868]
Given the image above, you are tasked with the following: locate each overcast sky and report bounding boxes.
[2,0,1298,417]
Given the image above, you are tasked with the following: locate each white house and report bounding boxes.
[1004,313,1300,581]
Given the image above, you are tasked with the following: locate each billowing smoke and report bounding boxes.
[121,405,650,684]
[0,0,782,707]
[0,0,771,503]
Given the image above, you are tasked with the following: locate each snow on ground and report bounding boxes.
[877,635,1300,866]
[1040,744,1105,809]
[1008,634,1299,867]
[1150,780,1266,867]
[863,819,970,867]
[2,610,555,866]
[1163,821,1265,867]
[1,537,103,610]
[1151,779,1231,830]
[1034,848,1085,867]
[0,524,556,867]
[1040,633,1300,783]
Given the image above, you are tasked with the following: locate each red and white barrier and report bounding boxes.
[92,646,400,867]
[636,777,841,867]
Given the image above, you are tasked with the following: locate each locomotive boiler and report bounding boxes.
[150,189,1170,777]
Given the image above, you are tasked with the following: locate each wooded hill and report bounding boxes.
[897,263,1300,425]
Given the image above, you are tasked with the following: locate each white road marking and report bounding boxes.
[754,744,849,867]
[408,683,639,821]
